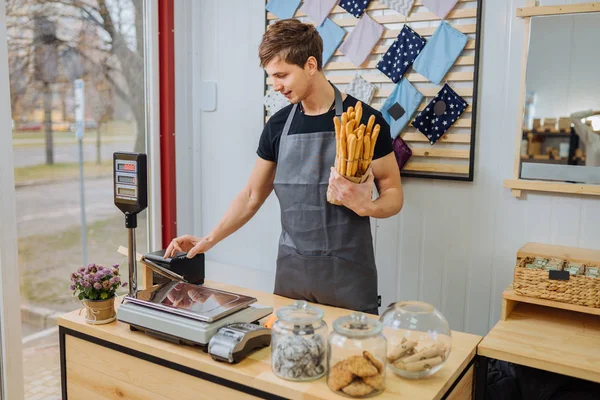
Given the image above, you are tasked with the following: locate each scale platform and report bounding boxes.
[117,282,273,347]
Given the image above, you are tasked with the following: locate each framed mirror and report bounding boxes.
[505,2,600,197]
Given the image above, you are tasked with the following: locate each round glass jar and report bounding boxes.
[379,301,451,379]
[271,300,328,381]
[327,312,387,398]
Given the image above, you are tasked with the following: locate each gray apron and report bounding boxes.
[273,85,379,312]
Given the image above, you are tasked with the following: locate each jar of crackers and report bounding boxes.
[327,312,386,398]
[379,301,451,379]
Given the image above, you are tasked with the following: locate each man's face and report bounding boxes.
[265,56,313,104]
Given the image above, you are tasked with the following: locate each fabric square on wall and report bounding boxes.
[338,14,384,67]
[376,24,426,83]
[411,83,467,145]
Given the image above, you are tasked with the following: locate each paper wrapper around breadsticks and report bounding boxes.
[327,163,373,206]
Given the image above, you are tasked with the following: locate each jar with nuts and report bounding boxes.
[327,312,387,398]
[379,301,451,379]
[271,300,328,381]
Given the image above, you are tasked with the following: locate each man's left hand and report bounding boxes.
[328,167,374,217]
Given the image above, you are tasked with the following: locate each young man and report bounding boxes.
[166,19,403,314]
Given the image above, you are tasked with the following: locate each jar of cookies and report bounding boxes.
[271,300,327,381]
[379,301,451,379]
[327,312,386,398]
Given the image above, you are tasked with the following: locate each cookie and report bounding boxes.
[342,380,375,397]
[362,351,384,373]
[363,373,384,390]
[328,361,355,391]
[345,355,378,378]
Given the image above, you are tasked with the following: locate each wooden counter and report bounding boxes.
[58,280,482,400]
[478,287,600,386]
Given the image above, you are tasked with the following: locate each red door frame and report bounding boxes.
[158,0,176,248]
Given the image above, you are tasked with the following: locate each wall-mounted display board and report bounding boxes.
[265,0,483,181]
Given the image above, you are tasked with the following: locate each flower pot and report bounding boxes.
[82,296,116,325]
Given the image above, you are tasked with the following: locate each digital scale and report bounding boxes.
[113,152,273,360]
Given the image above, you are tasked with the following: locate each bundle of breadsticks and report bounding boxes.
[327,101,380,206]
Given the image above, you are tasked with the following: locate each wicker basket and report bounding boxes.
[513,257,600,308]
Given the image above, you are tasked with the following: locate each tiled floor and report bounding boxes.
[23,332,61,400]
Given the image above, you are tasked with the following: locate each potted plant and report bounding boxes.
[70,263,127,325]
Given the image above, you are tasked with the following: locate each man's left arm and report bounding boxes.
[328,152,403,218]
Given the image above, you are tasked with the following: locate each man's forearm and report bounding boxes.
[205,188,265,245]
[365,188,403,219]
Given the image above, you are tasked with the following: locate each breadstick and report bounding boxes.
[355,102,363,124]
[388,339,417,362]
[334,116,342,173]
[346,120,356,138]
[347,106,354,116]
[352,126,364,176]
[366,115,376,136]
[347,134,357,177]
[401,344,446,364]
[349,111,355,120]
[342,112,348,128]
[362,135,371,174]
[402,356,444,372]
[340,125,348,175]
[369,124,380,160]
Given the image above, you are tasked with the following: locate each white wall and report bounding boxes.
[174,0,600,336]
[526,13,600,119]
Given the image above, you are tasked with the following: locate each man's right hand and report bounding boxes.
[164,235,214,259]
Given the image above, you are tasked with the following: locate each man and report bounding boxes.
[570,110,600,166]
[166,19,403,314]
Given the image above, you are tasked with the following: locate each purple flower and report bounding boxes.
[114,276,120,283]
[93,282,102,290]
[78,267,85,273]
[95,272,105,280]
[82,281,91,288]
[69,284,75,291]
[113,263,119,268]
[97,265,104,271]
[122,282,128,288]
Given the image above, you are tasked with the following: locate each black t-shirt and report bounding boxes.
[257,95,393,163]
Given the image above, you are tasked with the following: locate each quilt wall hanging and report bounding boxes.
[265,0,483,181]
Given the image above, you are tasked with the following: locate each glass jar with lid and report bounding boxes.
[271,300,328,381]
[379,301,451,379]
[327,312,387,398]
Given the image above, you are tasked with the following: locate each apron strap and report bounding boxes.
[332,84,343,117]
[281,103,298,139]
[281,82,343,139]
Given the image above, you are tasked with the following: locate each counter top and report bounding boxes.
[58,280,482,400]
[479,294,600,384]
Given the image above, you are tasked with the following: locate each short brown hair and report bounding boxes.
[259,19,323,70]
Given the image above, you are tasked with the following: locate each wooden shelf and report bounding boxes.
[479,289,600,384]
[517,3,600,18]
[501,286,600,321]
[523,131,571,138]
[504,179,600,198]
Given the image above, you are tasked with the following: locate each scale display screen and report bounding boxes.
[117,175,136,184]
[116,161,137,172]
[117,187,136,197]
[113,152,147,217]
